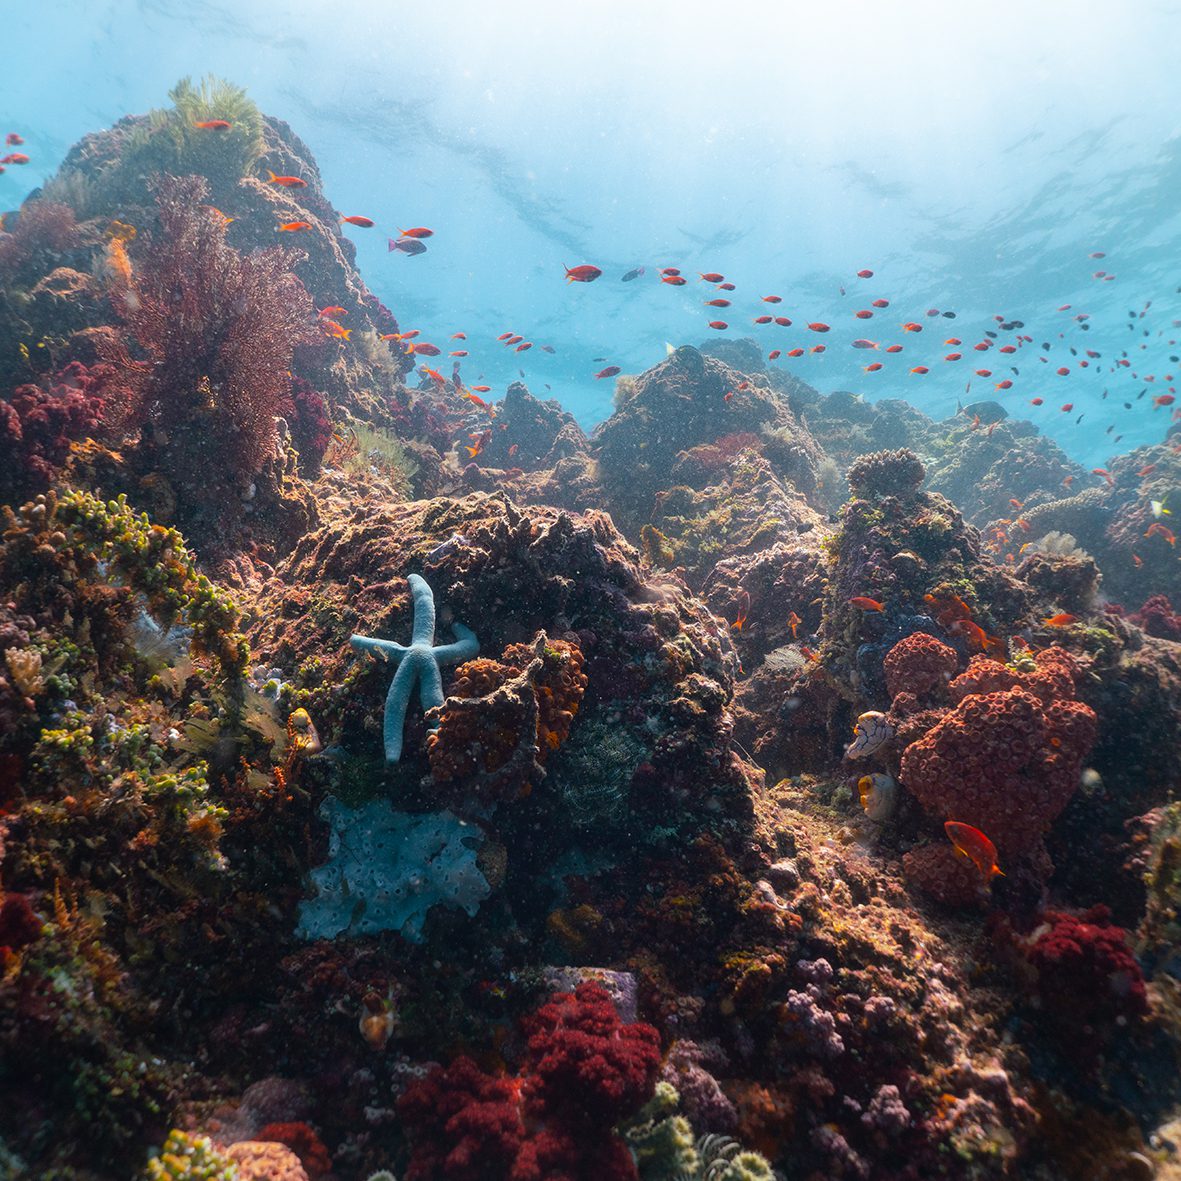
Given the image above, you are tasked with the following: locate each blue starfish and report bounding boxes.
[350,574,479,762]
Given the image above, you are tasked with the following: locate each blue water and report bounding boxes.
[5,0,1181,465]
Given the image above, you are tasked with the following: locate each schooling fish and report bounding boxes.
[398,227,434,238]
[944,821,1004,879]
[5,133,24,145]
[267,170,308,188]
[340,215,374,227]
[1043,613,1078,626]
[699,272,725,282]
[193,119,231,130]
[849,596,885,611]
[277,221,312,232]
[565,264,602,283]
[595,366,621,379]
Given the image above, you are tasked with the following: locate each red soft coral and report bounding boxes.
[397,1056,526,1181]
[1019,906,1147,1033]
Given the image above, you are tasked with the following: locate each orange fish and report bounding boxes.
[800,645,821,663]
[910,366,929,375]
[872,298,890,308]
[451,332,467,340]
[1030,397,1044,406]
[421,366,447,385]
[471,385,492,393]
[786,348,804,357]
[277,221,312,232]
[340,215,375,227]
[950,618,991,652]
[864,362,883,372]
[763,295,783,303]
[708,321,728,330]
[1154,394,1176,408]
[849,596,885,612]
[807,322,830,332]
[466,428,492,459]
[449,349,469,357]
[661,275,687,286]
[565,264,602,283]
[1145,522,1177,546]
[318,306,347,317]
[944,820,1004,880]
[267,170,308,188]
[787,611,801,639]
[768,350,781,360]
[411,342,441,357]
[810,345,826,354]
[193,119,231,130]
[885,344,903,353]
[399,226,434,238]
[1092,468,1115,487]
[1138,464,1158,477]
[901,322,923,333]
[699,272,725,282]
[856,268,874,278]
[595,366,621,379]
[321,319,351,340]
[731,589,751,632]
[1043,613,1078,627]
[705,298,731,307]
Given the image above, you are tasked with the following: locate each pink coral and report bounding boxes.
[883,632,959,702]
[899,647,1096,857]
[902,843,986,908]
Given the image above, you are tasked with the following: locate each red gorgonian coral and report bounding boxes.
[100,173,317,500]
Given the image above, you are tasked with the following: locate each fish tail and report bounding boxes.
[267,170,277,181]
[341,329,351,341]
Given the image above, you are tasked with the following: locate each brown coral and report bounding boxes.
[846,448,926,500]
[883,632,959,702]
[426,633,588,808]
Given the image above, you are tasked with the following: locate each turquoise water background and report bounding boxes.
[4,0,1181,464]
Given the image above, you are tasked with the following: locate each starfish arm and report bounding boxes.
[416,650,445,717]
[350,634,408,664]
[382,657,420,762]
[433,623,479,666]
[407,573,437,647]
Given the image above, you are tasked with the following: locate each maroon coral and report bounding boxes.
[902,844,986,909]
[101,173,317,502]
[883,632,959,702]
[1019,906,1147,1032]
[1130,594,1181,641]
[0,362,116,501]
[0,893,42,952]
[398,984,660,1181]
[899,647,1096,857]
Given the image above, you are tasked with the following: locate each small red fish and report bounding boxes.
[807,322,830,332]
[662,275,688,286]
[754,315,773,324]
[565,264,602,283]
[774,316,792,326]
[277,221,312,232]
[705,298,731,307]
[945,353,962,361]
[340,215,375,227]
[1056,367,1070,376]
[1043,613,1078,627]
[318,306,347,317]
[864,362,883,372]
[471,385,492,393]
[699,272,725,282]
[855,309,874,319]
[399,227,434,238]
[267,170,308,188]
[718,282,736,291]
[1145,522,1177,546]
[910,366,929,375]
[872,298,890,308]
[974,342,990,351]
[193,120,231,130]
[787,348,804,357]
[1154,394,1176,407]
[787,611,801,639]
[945,338,962,346]
[885,344,903,353]
[449,349,469,357]
[1092,468,1114,486]
[810,345,826,354]
[1138,464,1157,477]
[420,366,447,385]
[901,322,923,333]
[2,153,29,165]
[321,319,351,340]
[5,133,24,145]
[412,342,442,356]
[768,350,781,360]
[856,268,874,278]
[1030,397,1044,405]
[851,339,878,349]
[1060,403,1073,412]
[849,596,885,611]
[944,821,1004,880]
[595,366,621,379]
[975,369,992,377]
[995,380,1012,390]
[708,321,728,330]
[763,295,783,303]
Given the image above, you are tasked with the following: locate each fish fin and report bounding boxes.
[267,170,277,181]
